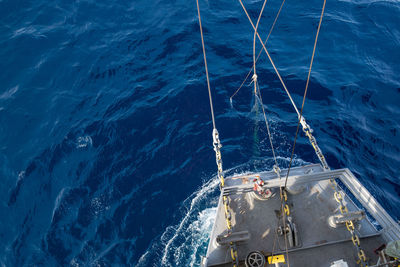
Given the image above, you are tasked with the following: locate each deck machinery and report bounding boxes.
[201,164,400,267]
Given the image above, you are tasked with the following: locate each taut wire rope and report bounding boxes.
[237,0,300,117]
[256,81,279,168]
[237,1,291,263]
[230,0,286,101]
[252,0,268,94]
[284,0,326,188]
[196,0,216,130]
[250,0,279,168]
[196,1,239,265]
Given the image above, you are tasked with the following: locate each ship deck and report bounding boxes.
[202,164,400,267]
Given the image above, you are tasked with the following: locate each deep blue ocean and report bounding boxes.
[0,0,399,266]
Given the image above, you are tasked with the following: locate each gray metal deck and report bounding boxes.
[202,164,400,267]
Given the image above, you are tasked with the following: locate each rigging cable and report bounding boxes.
[196,0,216,130]
[283,0,326,188]
[279,3,368,265]
[237,1,290,264]
[275,1,326,265]
[251,0,280,170]
[230,0,286,101]
[256,81,279,170]
[237,0,300,118]
[196,1,238,266]
[252,0,267,96]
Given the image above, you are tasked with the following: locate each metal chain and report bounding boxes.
[196,0,238,264]
[213,129,239,267]
[283,0,326,185]
[333,184,368,267]
[273,0,367,263]
[199,0,366,265]
[301,122,368,267]
[280,187,291,266]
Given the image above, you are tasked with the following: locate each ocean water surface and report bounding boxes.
[0,0,399,266]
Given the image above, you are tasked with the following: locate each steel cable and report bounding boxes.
[237,0,300,117]
[230,0,286,101]
[196,0,216,129]
[284,0,327,188]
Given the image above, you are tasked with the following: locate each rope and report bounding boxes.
[237,0,300,117]
[250,0,280,170]
[273,1,326,265]
[252,0,268,95]
[255,81,279,169]
[283,0,326,188]
[277,2,368,264]
[230,0,286,101]
[196,0,216,130]
[237,4,289,265]
[236,1,292,262]
[196,1,239,266]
